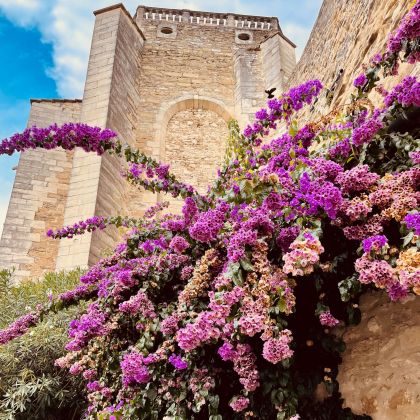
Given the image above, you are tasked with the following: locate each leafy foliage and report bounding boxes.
[0,270,87,419]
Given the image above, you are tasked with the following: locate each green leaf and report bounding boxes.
[403,231,414,247]
[240,257,254,272]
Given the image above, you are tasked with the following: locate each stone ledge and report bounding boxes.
[136,4,278,23]
[30,98,82,104]
[260,30,296,48]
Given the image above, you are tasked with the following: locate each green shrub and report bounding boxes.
[0,269,87,419]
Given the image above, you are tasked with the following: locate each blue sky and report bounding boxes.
[0,0,322,235]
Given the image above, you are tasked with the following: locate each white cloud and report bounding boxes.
[0,0,319,97]
[0,0,44,26]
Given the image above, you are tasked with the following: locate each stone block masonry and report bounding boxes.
[288,0,420,120]
[0,3,296,280]
[337,292,420,419]
[0,100,81,280]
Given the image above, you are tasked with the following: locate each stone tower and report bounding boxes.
[0,3,296,281]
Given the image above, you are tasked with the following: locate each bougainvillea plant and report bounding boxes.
[0,2,419,419]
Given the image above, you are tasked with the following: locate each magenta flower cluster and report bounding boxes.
[362,235,388,253]
[384,76,420,108]
[47,216,106,239]
[127,161,195,199]
[405,213,420,235]
[243,80,323,140]
[351,116,383,146]
[168,354,188,370]
[118,291,156,318]
[120,352,151,387]
[0,313,39,344]
[387,2,420,59]
[319,311,340,327]
[0,123,117,156]
[1,5,419,417]
[188,204,227,243]
[353,73,368,88]
[66,303,108,351]
[169,235,190,253]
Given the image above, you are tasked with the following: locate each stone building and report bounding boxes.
[0,4,296,281]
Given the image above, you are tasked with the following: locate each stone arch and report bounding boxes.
[155,95,233,161]
[155,96,233,211]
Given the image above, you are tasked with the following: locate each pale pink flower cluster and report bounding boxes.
[54,353,74,369]
[341,197,372,221]
[262,329,294,364]
[176,286,245,350]
[118,291,156,318]
[282,233,324,276]
[319,311,340,327]
[238,296,267,337]
[229,396,250,412]
[69,362,83,375]
[355,255,396,289]
[219,342,260,391]
[176,293,230,351]
[342,214,384,241]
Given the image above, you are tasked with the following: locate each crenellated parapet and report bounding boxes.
[135,5,281,32]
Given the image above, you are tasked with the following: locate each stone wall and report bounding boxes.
[0,100,81,280]
[337,292,420,419]
[260,32,296,100]
[288,0,419,119]
[90,6,145,263]
[128,7,295,214]
[164,108,229,211]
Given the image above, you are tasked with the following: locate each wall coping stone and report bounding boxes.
[94,3,146,41]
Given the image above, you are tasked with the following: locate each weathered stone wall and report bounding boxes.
[164,108,229,211]
[261,33,296,100]
[90,7,145,264]
[0,100,81,280]
[337,292,420,419]
[288,0,419,120]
